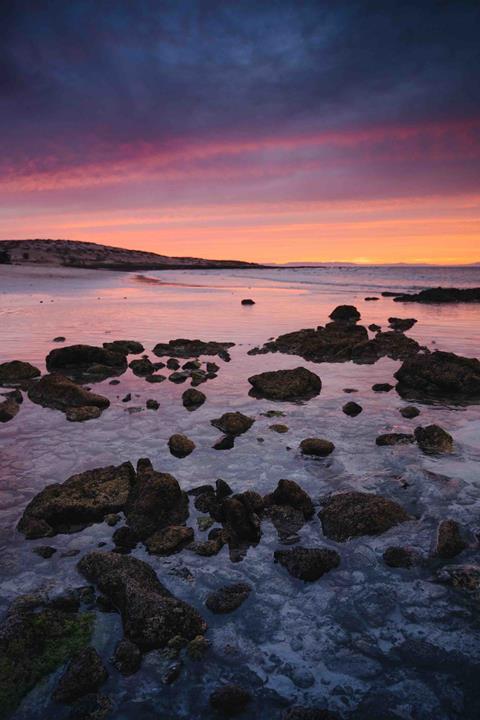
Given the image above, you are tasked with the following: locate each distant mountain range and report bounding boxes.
[0,239,262,271]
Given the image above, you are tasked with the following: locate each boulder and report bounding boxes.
[394,350,480,401]
[167,358,180,370]
[18,462,135,539]
[248,367,322,400]
[209,684,251,716]
[400,405,420,419]
[388,317,417,331]
[300,438,335,457]
[319,492,409,541]
[211,411,254,435]
[435,519,466,559]
[102,340,144,354]
[146,398,159,410]
[264,479,314,519]
[342,401,362,417]
[129,357,154,376]
[145,526,194,555]
[112,638,142,676]
[212,435,235,451]
[0,360,40,386]
[372,382,394,392]
[28,374,110,415]
[415,424,453,453]
[182,388,206,410]
[113,526,139,551]
[53,646,108,703]
[329,305,360,323]
[376,433,415,446]
[383,546,422,568]
[65,406,102,422]
[274,546,340,581]
[0,397,20,422]
[168,433,196,458]
[205,582,252,614]
[153,338,234,359]
[77,551,207,650]
[46,344,127,380]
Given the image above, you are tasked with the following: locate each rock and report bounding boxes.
[241,298,255,305]
[211,411,254,435]
[122,393,131,402]
[400,405,420,418]
[0,397,20,422]
[364,297,379,301]
[153,339,235,359]
[383,546,422,568]
[248,367,322,400]
[53,336,66,342]
[102,340,144,355]
[183,360,201,370]
[168,433,195,458]
[18,462,135,539]
[169,370,190,383]
[209,684,251,716]
[33,545,57,559]
[368,324,381,332]
[182,388,206,410]
[1,388,22,403]
[125,459,189,539]
[382,291,403,297]
[388,317,417,331]
[145,372,166,383]
[261,409,286,417]
[28,374,110,415]
[415,424,453,453]
[269,423,289,432]
[394,350,480,401]
[167,358,180,370]
[77,551,206,650]
[437,564,480,591]
[329,305,360,323]
[53,646,108,703]
[65,406,102,422]
[264,479,314,519]
[145,526,194,555]
[190,534,226,557]
[113,526,139,551]
[351,330,420,363]
[372,382,394,392]
[0,360,40,386]
[198,516,214,531]
[282,708,340,720]
[222,494,262,546]
[112,638,142,675]
[205,582,252,613]
[393,287,480,304]
[212,435,235,450]
[64,692,112,719]
[342,401,362,416]
[300,438,335,457]
[105,513,120,526]
[342,388,358,393]
[46,344,127,380]
[264,505,306,540]
[319,492,409,541]
[129,357,154,376]
[146,398,159,410]
[435,519,466,559]
[187,635,211,660]
[216,478,233,499]
[275,546,340,581]
[376,433,415,446]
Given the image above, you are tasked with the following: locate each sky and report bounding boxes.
[1,0,479,264]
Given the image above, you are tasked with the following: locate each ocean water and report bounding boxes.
[1,264,480,720]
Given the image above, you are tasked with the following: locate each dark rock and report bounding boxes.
[145,373,166,383]
[342,388,358,393]
[248,367,322,400]
[269,423,289,432]
[222,494,262,545]
[213,435,235,450]
[28,374,110,415]
[66,693,112,720]
[0,360,40,385]
[53,336,66,342]
[400,405,420,418]
[415,424,453,453]
[241,298,255,305]
[0,397,20,422]
[342,401,362,416]
[368,324,381,332]
[249,323,368,363]
[169,370,189,383]
[33,545,57,558]
[264,479,314,519]
[168,433,196,458]
[394,350,480,401]
[393,286,480,304]
[167,358,180,370]
[122,393,131,402]
[264,505,306,540]
[300,438,335,457]
[191,369,208,385]
[205,583,252,613]
[46,344,127,380]
[113,526,138,551]
[65,406,102,422]
[18,462,135,539]
[207,362,220,373]
[105,513,120,526]
[187,635,211,660]
[153,339,235,359]
[1,388,23,403]
[388,317,417,332]
[319,492,410,541]
[129,357,154,376]
[383,546,422,568]
[372,382,394,392]
[376,433,415,446]
[112,638,142,675]
[103,340,144,355]
[351,331,420,363]
[145,526,194,555]
[190,534,226,557]
[77,551,206,650]
[436,564,480,590]
[183,360,201,370]
[53,646,108,703]
[364,297,379,301]
[209,684,251,716]
[329,305,360,323]
[435,519,466,559]
[211,411,254,435]
[282,708,340,720]
[382,291,403,297]
[146,398,159,410]
[182,388,206,410]
[261,409,286,417]
[274,546,340,581]
[216,479,233,500]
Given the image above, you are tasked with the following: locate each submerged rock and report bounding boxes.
[209,684,252,716]
[205,582,252,614]
[394,350,480,401]
[269,423,289,432]
[145,526,194,555]
[319,492,409,541]
[153,338,234,359]
[376,433,415,446]
[182,388,206,410]
[18,462,135,539]
[248,367,322,400]
[437,564,480,591]
[112,638,142,676]
[28,374,110,415]
[77,551,207,650]
[264,505,306,541]
[46,344,127,380]
[53,646,108,703]
[388,317,417,331]
[435,519,466,559]
[415,424,453,453]
[0,397,20,422]
[342,401,362,416]
[274,546,340,581]
[211,411,255,435]
[400,405,420,419]
[65,405,102,422]
[168,433,196,458]
[383,546,422,568]
[0,360,40,386]
[300,438,335,456]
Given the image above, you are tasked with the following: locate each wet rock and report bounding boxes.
[415,424,453,453]
[167,358,181,370]
[342,388,358,393]
[78,551,206,650]
[66,406,102,422]
[190,534,226,557]
[145,526,194,555]
[241,298,255,305]
[282,708,340,720]
[222,494,262,545]
[211,411,255,435]
[329,305,360,323]
[264,505,305,541]
[0,360,40,385]
[274,546,340,581]
[269,423,289,432]
[182,388,206,410]
[153,338,235,359]
[394,350,480,401]
[112,638,142,676]
[435,519,466,559]
[169,370,190,383]
[205,582,252,614]
[388,317,417,331]
[300,438,335,457]
[351,330,420,363]
[264,479,314,519]
[437,564,480,591]
[365,297,379,301]
[212,435,235,450]
[368,324,381,332]
[1,388,23,403]
[209,684,251,716]
[383,546,422,568]
[376,433,415,446]
[216,478,233,500]
[53,336,66,342]
[249,367,322,400]
[399,405,420,418]
[0,397,20,422]
[129,357,154,376]
[33,545,57,559]
[168,433,196,458]
[28,374,110,415]
[53,646,108,703]
[183,360,201,370]
[198,516,214,531]
[191,369,208,386]
[207,362,220,373]
[145,373,166,383]
[122,393,131,402]
[113,526,139,551]
[105,513,120,526]
[102,340,144,355]
[393,286,480,304]
[372,382,394,392]
[187,635,211,660]
[125,459,188,539]
[342,401,362,416]
[146,398,159,410]
[46,344,127,380]
[319,492,410,541]
[18,462,135,539]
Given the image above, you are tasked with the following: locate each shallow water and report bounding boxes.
[1,264,480,720]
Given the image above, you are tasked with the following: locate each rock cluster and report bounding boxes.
[394,350,480,401]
